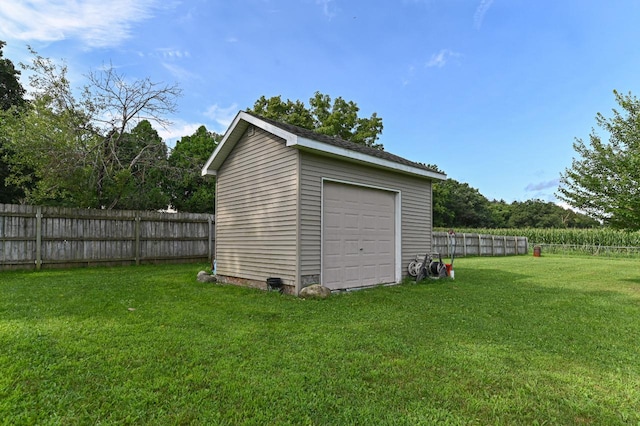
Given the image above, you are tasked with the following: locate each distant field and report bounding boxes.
[2,257,640,424]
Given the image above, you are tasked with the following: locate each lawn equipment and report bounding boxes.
[408,229,456,282]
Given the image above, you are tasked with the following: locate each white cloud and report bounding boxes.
[160,105,238,149]
[162,62,198,81]
[156,48,191,59]
[525,178,560,192]
[159,120,205,149]
[316,0,336,18]
[474,0,494,29]
[426,49,460,68]
[402,65,417,86]
[0,0,160,48]
[204,103,239,130]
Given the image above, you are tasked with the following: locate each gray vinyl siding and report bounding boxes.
[299,151,432,282]
[215,127,298,285]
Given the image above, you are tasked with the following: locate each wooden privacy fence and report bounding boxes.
[0,203,214,270]
[432,232,528,257]
[1,203,526,271]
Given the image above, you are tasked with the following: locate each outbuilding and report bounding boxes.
[201,111,446,294]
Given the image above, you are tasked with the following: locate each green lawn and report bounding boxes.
[1,256,639,425]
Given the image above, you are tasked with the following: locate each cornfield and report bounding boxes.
[436,228,640,257]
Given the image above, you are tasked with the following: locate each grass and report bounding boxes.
[1,256,640,425]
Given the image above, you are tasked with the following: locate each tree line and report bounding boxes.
[433,179,599,229]
[0,42,219,212]
[1,42,637,230]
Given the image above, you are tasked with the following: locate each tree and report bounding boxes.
[507,200,565,228]
[0,40,28,203]
[432,179,495,228]
[0,41,26,110]
[557,90,640,230]
[166,126,221,213]
[1,94,92,206]
[101,120,171,210]
[248,91,384,149]
[487,199,599,229]
[488,200,512,228]
[2,49,181,209]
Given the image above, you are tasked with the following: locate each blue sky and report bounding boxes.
[1,0,639,203]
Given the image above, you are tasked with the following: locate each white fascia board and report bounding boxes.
[201,111,299,176]
[201,112,243,176]
[289,137,447,180]
[202,111,447,181]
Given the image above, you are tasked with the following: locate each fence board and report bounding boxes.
[2,203,526,271]
[432,232,528,257]
[0,203,214,270]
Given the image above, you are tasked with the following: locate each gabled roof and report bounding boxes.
[201,111,446,180]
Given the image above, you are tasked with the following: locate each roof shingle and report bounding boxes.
[244,111,441,175]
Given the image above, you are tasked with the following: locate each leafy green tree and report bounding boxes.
[101,120,170,210]
[1,95,93,206]
[507,200,600,229]
[0,41,26,110]
[166,126,221,213]
[558,90,640,230]
[248,91,384,149]
[507,200,565,228]
[563,209,600,228]
[2,48,181,209]
[433,179,494,228]
[488,200,512,228]
[249,95,314,129]
[0,40,28,203]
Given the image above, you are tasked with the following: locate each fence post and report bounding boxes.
[462,233,467,257]
[208,216,213,264]
[35,206,42,270]
[135,216,140,265]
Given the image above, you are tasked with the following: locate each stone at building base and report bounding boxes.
[299,284,331,299]
[197,271,218,283]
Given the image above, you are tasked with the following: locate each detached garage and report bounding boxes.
[201,111,446,295]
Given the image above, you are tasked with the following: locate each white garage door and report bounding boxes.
[323,182,396,290]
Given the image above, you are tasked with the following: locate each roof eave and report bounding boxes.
[201,111,298,176]
[289,137,447,180]
[202,111,447,181]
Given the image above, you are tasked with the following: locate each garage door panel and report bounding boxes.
[344,213,360,230]
[324,268,341,285]
[322,182,396,290]
[345,239,360,255]
[361,265,377,279]
[324,212,341,229]
[361,214,378,230]
[378,266,394,282]
[324,240,342,254]
[361,239,378,253]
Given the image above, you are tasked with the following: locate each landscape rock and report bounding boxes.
[299,284,331,299]
[197,270,217,283]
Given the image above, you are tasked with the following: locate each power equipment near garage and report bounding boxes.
[408,229,456,282]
